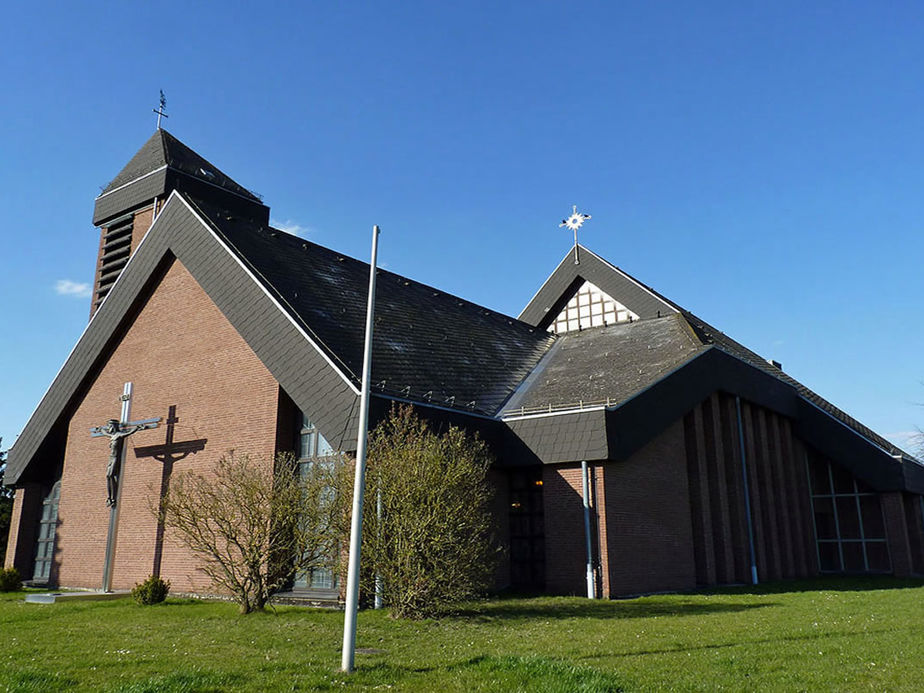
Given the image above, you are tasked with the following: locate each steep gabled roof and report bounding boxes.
[8,192,553,483]
[188,196,555,415]
[101,129,261,202]
[502,314,706,416]
[517,245,920,469]
[93,130,267,226]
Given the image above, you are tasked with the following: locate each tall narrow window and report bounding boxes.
[33,481,61,582]
[293,412,338,592]
[807,455,890,573]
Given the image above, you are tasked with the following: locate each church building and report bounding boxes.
[5,129,924,600]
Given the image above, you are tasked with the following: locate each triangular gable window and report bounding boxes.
[548,280,639,334]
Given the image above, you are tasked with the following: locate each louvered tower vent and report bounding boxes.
[94,214,134,311]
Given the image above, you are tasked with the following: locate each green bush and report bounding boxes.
[0,567,22,592]
[363,405,498,619]
[131,575,170,605]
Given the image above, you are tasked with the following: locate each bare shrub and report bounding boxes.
[160,451,349,614]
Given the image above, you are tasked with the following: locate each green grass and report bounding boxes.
[2,577,924,691]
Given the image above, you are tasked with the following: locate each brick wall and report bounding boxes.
[57,257,280,592]
[542,463,589,595]
[541,420,695,598]
[602,420,696,596]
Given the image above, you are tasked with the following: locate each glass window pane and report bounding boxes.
[836,498,861,539]
[317,434,333,458]
[813,497,838,540]
[309,568,334,590]
[842,542,865,572]
[866,542,891,572]
[860,496,885,539]
[299,432,314,459]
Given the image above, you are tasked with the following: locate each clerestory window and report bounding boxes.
[807,455,890,573]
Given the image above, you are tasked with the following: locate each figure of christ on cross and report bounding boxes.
[97,419,156,506]
[90,412,161,507]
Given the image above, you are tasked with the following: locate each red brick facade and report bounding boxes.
[53,256,280,591]
[541,421,695,598]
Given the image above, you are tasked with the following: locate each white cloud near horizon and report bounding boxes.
[54,279,92,298]
[270,218,315,238]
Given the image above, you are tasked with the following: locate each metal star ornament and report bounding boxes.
[560,205,591,264]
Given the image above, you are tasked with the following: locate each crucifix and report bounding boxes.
[89,383,160,592]
[560,205,592,265]
[134,405,207,578]
[153,89,168,130]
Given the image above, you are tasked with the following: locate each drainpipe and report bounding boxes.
[735,396,759,585]
[581,460,596,598]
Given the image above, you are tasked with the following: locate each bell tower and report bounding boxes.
[89,128,269,316]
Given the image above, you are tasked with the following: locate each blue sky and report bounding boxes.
[1,2,922,453]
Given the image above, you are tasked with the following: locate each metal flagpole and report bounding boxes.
[374,486,383,610]
[341,225,380,673]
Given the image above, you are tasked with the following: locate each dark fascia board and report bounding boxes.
[92,166,269,228]
[93,168,169,226]
[518,245,677,328]
[502,408,608,466]
[8,191,360,484]
[607,346,909,493]
[605,347,797,462]
[794,398,909,493]
[497,344,911,493]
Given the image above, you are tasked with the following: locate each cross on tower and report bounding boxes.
[153,89,168,130]
[89,383,160,592]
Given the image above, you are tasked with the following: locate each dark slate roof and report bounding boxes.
[187,197,555,416]
[518,245,918,462]
[502,315,707,416]
[101,129,261,203]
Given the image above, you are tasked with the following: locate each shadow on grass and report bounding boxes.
[450,598,778,622]
[0,668,79,692]
[704,575,924,597]
[578,622,913,661]
[111,670,245,693]
[348,654,624,692]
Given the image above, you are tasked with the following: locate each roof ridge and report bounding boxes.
[265,222,546,333]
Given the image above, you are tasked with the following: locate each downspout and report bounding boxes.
[581,460,596,598]
[735,396,759,585]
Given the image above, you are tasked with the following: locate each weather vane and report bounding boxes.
[560,205,591,265]
[153,90,168,130]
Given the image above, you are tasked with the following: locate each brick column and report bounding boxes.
[5,483,43,576]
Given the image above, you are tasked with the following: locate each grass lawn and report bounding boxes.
[2,577,923,691]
